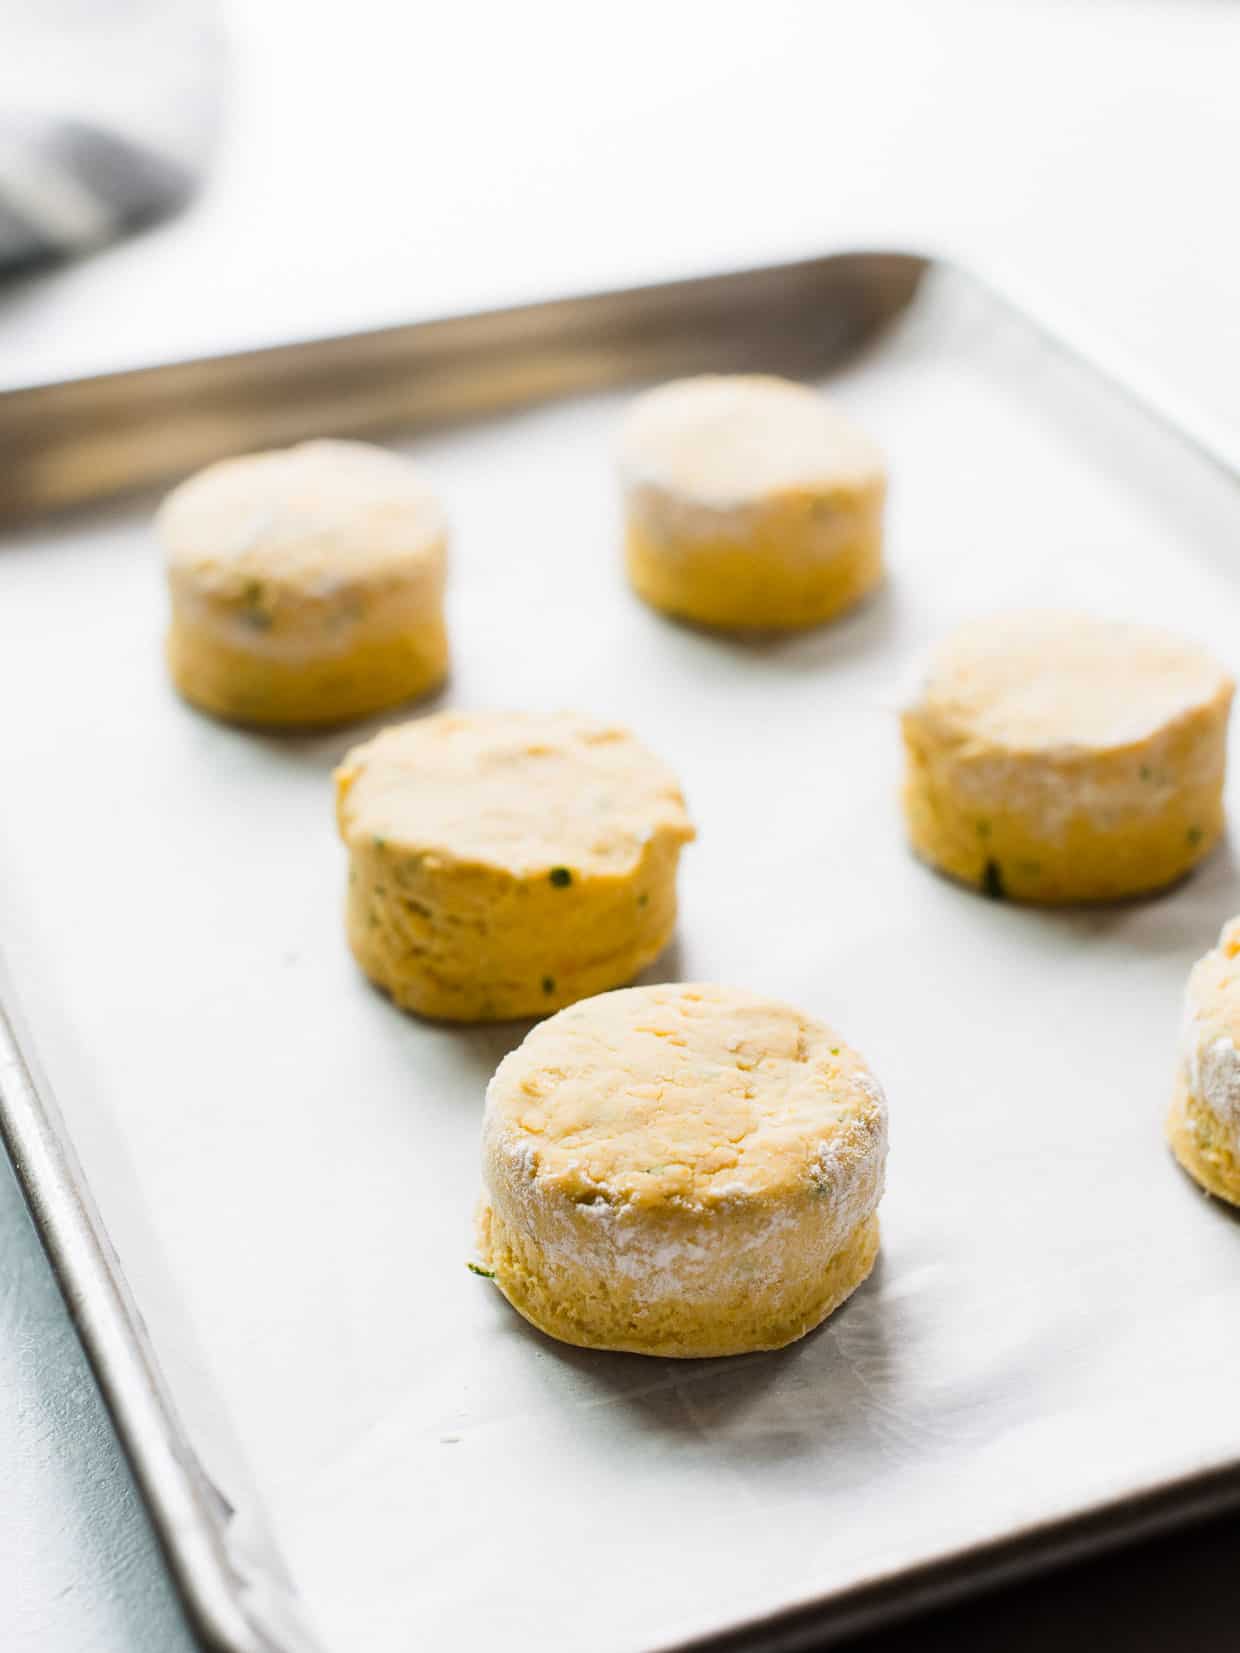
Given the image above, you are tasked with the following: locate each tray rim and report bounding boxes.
[3,244,1240,1653]
[0,246,930,522]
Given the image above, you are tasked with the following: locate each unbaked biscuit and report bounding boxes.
[619,374,885,630]
[335,711,694,1021]
[476,982,888,1357]
[901,610,1233,904]
[160,439,448,726]
[1169,917,1240,1205]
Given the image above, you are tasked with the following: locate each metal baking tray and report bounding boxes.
[3,250,1240,1653]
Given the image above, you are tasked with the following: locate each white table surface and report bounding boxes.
[3,2,1239,1648]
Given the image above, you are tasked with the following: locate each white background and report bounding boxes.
[2,1,1239,1649]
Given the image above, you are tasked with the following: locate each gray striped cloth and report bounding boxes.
[0,0,226,272]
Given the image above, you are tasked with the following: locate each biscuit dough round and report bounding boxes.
[477,983,888,1357]
[619,374,886,630]
[160,439,449,726]
[1168,917,1240,1205]
[901,610,1233,904]
[335,711,695,1021]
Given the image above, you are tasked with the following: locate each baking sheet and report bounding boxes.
[2,265,1240,1653]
